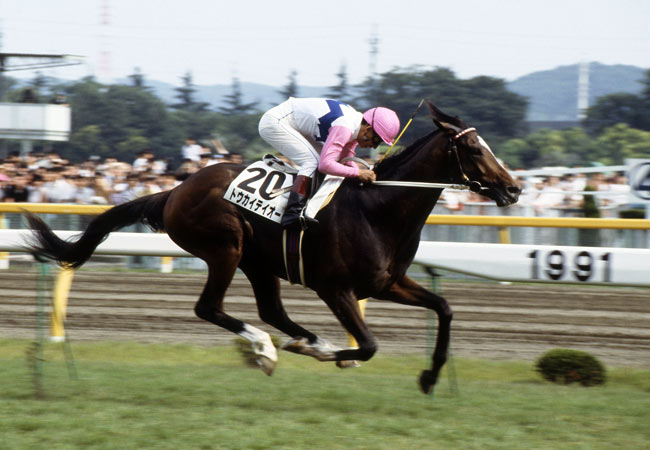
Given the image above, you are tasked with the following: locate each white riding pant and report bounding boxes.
[258,100,321,177]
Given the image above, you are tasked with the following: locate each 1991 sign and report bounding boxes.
[528,249,611,282]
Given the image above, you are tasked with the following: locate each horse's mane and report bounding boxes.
[373,129,439,178]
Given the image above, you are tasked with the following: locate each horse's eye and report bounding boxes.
[470,146,483,156]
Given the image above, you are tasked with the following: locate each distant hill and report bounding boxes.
[507,62,646,121]
[129,62,648,121]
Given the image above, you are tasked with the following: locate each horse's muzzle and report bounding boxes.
[502,185,521,206]
[489,184,520,207]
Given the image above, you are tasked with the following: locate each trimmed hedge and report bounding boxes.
[535,348,606,386]
[619,208,646,219]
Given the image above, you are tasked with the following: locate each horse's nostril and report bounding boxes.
[507,186,521,195]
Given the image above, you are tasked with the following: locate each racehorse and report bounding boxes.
[25,101,520,394]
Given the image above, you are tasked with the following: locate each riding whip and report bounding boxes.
[379,98,426,163]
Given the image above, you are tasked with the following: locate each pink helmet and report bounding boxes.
[363,107,400,145]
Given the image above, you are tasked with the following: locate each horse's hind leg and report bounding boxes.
[374,275,452,395]
[242,266,318,341]
[241,265,345,360]
[194,261,277,375]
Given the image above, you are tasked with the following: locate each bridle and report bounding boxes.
[447,127,485,193]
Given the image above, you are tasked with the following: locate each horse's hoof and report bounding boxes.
[336,360,361,369]
[256,355,276,376]
[281,337,339,361]
[418,370,437,395]
[281,337,308,355]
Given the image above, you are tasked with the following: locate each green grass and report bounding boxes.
[1,339,648,450]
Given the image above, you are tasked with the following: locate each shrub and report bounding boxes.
[619,208,646,219]
[535,349,606,386]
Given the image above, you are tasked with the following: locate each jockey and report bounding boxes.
[258,97,400,230]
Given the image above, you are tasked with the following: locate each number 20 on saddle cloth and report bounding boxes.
[224,155,342,285]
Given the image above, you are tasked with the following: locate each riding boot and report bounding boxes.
[282,175,320,231]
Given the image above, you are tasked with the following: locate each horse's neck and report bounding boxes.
[375,137,451,211]
[372,184,443,228]
[346,148,446,244]
[400,137,450,181]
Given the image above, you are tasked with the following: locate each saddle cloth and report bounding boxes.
[224,154,343,224]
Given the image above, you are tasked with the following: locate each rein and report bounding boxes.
[371,181,471,190]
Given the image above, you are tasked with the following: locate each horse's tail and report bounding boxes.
[25,190,173,269]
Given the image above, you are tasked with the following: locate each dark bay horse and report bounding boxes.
[25,101,520,394]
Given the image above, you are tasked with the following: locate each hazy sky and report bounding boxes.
[1,0,649,87]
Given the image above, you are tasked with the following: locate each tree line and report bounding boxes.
[2,65,649,169]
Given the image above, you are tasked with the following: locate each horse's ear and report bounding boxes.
[427,100,462,134]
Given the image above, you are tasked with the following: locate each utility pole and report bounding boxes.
[367,24,380,105]
[0,21,5,102]
[98,0,112,83]
[368,24,379,79]
[577,61,590,121]
[0,22,6,159]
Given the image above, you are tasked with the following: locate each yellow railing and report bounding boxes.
[0,203,110,215]
[426,214,650,230]
[1,203,649,230]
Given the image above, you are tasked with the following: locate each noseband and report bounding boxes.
[448,127,483,193]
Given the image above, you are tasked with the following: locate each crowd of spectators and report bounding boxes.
[441,171,632,214]
[0,145,243,205]
[0,146,633,216]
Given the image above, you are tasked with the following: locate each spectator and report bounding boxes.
[0,163,10,183]
[72,176,97,204]
[89,175,112,205]
[157,173,178,191]
[151,157,170,175]
[562,173,587,207]
[26,173,49,202]
[229,153,244,165]
[138,174,162,196]
[111,173,139,204]
[602,173,630,207]
[440,189,468,211]
[198,152,213,169]
[3,173,30,202]
[133,149,155,172]
[531,176,566,216]
[46,171,78,203]
[181,138,203,162]
[175,158,200,180]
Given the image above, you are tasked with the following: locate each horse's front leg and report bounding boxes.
[375,275,453,395]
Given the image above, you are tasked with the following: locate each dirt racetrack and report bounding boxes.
[1,268,649,368]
